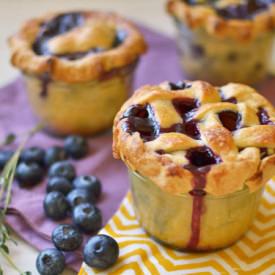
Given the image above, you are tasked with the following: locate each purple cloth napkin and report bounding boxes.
[1,25,183,272]
[1,24,275,272]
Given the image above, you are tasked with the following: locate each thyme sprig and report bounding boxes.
[0,124,43,275]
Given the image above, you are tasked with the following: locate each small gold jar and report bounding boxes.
[9,11,147,135]
[129,170,262,251]
[167,0,275,85]
[113,80,275,252]
[23,62,136,136]
[174,22,274,86]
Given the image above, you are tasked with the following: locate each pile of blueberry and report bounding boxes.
[36,233,119,275]
[0,135,119,274]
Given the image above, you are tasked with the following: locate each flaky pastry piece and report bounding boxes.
[167,0,275,42]
[9,11,147,83]
[113,81,275,196]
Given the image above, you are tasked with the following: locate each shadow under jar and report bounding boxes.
[9,11,147,136]
[167,0,275,86]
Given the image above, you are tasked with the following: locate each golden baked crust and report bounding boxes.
[167,0,275,42]
[8,11,147,83]
[113,81,275,196]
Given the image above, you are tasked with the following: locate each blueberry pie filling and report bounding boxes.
[33,12,85,56]
[121,104,159,142]
[32,12,127,60]
[168,81,192,91]
[121,97,201,141]
[221,96,238,104]
[182,0,274,19]
[218,110,241,131]
[215,0,273,20]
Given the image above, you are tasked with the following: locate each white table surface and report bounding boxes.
[0,1,172,274]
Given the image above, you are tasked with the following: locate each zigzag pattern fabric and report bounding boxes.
[79,180,275,275]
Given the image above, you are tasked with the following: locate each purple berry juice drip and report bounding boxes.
[184,146,221,249]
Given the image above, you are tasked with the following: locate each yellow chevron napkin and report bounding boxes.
[79,181,275,275]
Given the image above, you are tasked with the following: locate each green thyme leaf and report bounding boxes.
[2,133,16,146]
[0,244,9,254]
[0,124,43,274]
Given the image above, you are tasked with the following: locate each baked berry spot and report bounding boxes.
[121,105,159,142]
[172,98,199,118]
[260,148,268,159]
[121,101,201,141]
[185,146,221,167]
[33,12,84,55]
[112,30,127,47]
[55,47,104,60]
[257,107,273,125]
[221,96,238,104]
[216,0,271,19]
[33,12,127,59]
[160,119,200,140]
[218,110,241,131]
[122,104,149,119]
[169,81,192,90]
[184,119,200,139]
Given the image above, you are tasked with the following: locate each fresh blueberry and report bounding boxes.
[43,191,69,220]
[64,135,88,159]
[47,177,72,195]
[20,146,45,165]
[73,176,102,199]
[67,189,95,208]
[83,234,119,269]
[48,161,76,181]
[52,224,83,251]
[36,248,65,275]
[0,150,14,170]
[73,203,102,233]
[44,146,68,167]
[16,162,44,187]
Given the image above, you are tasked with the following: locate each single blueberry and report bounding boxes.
[47,177,72,195]
[0,150,14,170]
[43,191,69,220]
[36,248,65,275]
[52,224,83,251]
[73,203,102,233]
[44,146,68,167]
[67,189,95,208]
[73,176,102,199]
[16,162,44,187]
[48,161,76,181]
[20,146,45,165]
[83,234,119,269]
[64,135,88,159]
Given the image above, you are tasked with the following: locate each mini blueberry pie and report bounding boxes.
[167,0,275,85]
[9,11,147,135]
[113,80,275,251]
